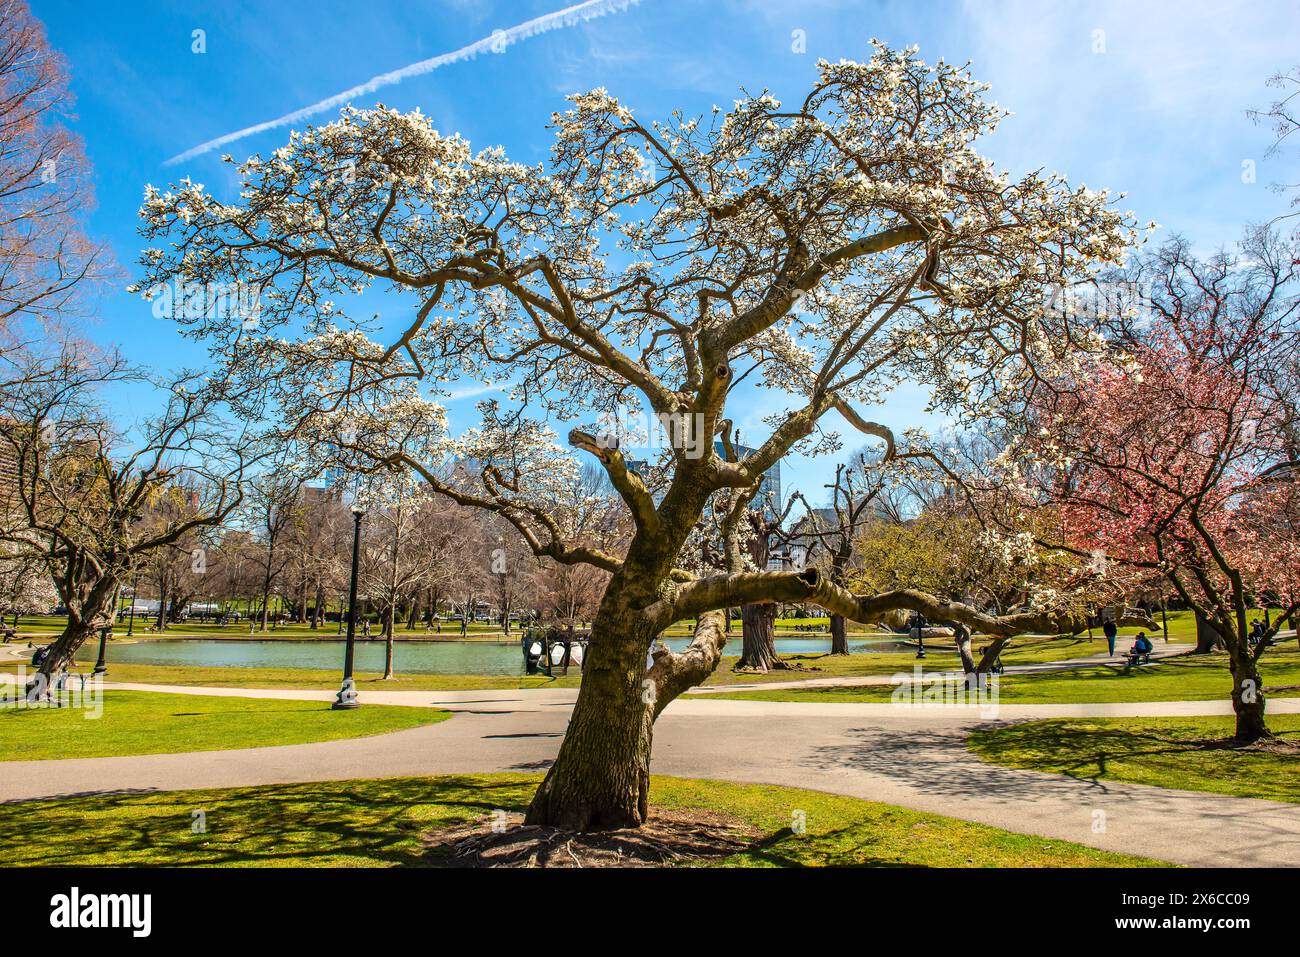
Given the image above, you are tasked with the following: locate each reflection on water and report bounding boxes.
[76,635,907,675]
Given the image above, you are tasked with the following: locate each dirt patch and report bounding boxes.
[424,808,764,867]
[1196,735,1300,755]
[1230,736,1300,755]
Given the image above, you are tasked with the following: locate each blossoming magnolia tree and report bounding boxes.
[1013,232,1300,740]
[136,44,1141,828]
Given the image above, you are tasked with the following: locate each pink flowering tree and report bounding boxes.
[1014,231,1300,740]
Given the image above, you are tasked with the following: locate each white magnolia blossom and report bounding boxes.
[135,41,1143,608]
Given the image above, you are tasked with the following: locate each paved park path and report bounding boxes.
[3,667,1299,867]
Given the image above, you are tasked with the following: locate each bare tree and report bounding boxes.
[0,340,259,692]
[0,1,111,335]
[796,448,894,654]
[1249,65,1300,231]
[242,469,304,631]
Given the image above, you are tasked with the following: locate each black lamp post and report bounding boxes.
[912,611,927,659]
[92,625,110,675]
[333,504,365,710]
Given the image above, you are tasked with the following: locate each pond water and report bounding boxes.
[76,636,909,676]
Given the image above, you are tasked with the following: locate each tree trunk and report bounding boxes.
[525,601,656,829]
[28,617,97,699]
[28,579,118,698]
[954,623,977,673]
[829,613,849,655]
[1195,611,1224,654]
[259,552,273,632]
[734,602,786,671]
[156,573,167,632]
[383,602,396,680]
[1230,655,1271,741]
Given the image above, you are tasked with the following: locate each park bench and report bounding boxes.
[1122,649,1152,672]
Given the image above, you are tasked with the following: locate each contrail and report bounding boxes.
[165,0,642,166]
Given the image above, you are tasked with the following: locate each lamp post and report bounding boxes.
[333,504,365,710]
[912,611,927,659]
[92,624,110,675]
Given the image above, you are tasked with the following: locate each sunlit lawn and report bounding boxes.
[709,644,1300,704]
[0,690,449,761]
[969,715,1300,803]
[0,773,1167,867]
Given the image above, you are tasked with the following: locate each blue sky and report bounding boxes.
[33,0,1300,503]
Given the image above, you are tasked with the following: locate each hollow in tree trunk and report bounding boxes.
[829,613,849,655]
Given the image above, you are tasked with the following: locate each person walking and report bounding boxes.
[1102,616,1118,656]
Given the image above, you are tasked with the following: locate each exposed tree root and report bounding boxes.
[1194,735,1299,754]
[424,808,763,867]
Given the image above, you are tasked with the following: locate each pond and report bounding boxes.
[76,635,909,676]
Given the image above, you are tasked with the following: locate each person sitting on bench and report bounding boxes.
[1126,632,1153,665]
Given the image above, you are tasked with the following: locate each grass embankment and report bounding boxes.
[711,644,1300,705]
[0,773,1167,867]
[969,715,1300,804]
[0,690,449,761]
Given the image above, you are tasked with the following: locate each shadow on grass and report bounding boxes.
[970,721,1300,785]
[0,775,538,867]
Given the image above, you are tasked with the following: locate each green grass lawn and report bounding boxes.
[2,659,580,691]
[0,690,449,761]
[711,644,1300,705]
[969,715,1300,804]
[0,773,1167,867]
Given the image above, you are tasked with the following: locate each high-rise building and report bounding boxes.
[716,441,781,517]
